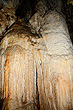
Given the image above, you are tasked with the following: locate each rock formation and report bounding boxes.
[0,0,73,110]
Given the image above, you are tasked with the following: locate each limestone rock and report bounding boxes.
[0,1,73,109]
[0,0,16,40]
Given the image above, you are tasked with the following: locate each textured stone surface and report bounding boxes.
[0,1,73,110]
[0,1,16,40]
[0,10,73,110]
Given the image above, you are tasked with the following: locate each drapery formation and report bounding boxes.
[0,1,73,110]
